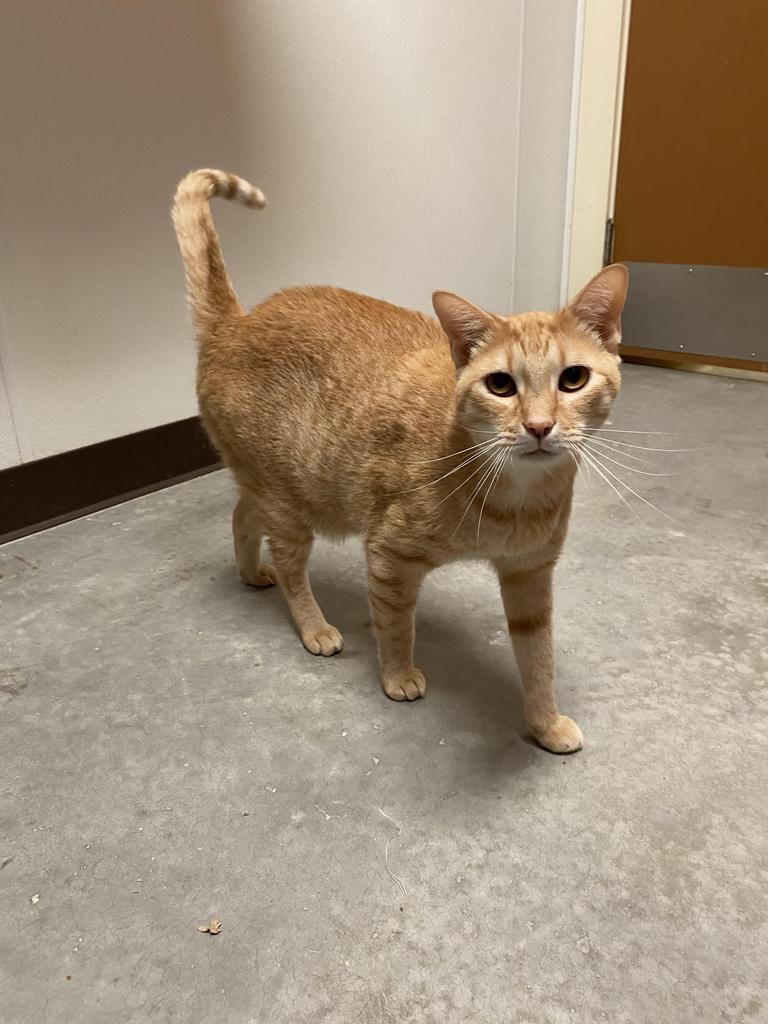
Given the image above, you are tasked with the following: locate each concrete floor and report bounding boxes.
[1,364,766,1023]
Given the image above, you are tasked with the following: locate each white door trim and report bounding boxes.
[561,0,632,303]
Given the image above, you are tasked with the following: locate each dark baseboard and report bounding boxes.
[622,345,768,379]
[0,416,222,544]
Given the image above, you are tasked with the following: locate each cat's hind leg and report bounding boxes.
[233,495,276,587]
[268,525,343,657]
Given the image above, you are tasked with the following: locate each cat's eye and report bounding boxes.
[486,372,517,397]
[559,365,590,392]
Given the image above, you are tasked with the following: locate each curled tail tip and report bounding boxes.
[171,168,262,334]
[174,168,267,211]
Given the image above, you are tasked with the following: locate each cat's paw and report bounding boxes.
[534,715,583,754]
[302,625,344,657]
[240,564,277,588]
[382,669,427,702]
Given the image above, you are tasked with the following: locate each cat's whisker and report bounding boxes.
[565,445,584,479]
[396,441,501,494]
[584,433,690,454]
[476,449,509,543]
[585,427,685,437]
[569,444,641,521]
[573,442,677,523]
[450,448,507,540]
[433,446,506,508]
[577,445,594,484]
[457,457,502,540]
[578,435,654,465]
[409,436,499,465]
[577,439,678,477]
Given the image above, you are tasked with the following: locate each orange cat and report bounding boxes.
[172,169,628,753]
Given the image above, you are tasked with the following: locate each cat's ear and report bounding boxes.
[432,291,497,368]
[567,263,629,353]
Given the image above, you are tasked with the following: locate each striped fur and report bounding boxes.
[172,169,266,338]
[170,169,628,753]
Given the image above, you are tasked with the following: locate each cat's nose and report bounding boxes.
[523,420,555,440]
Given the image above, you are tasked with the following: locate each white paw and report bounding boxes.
[383,668,427,701]
[239,563,277,588]
[302,626,344,657]
[534,715,583,753]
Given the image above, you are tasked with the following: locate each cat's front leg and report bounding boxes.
[366,542,430,701]
[495,560,583,753]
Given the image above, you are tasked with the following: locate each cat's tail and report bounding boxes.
[171,169,266,338]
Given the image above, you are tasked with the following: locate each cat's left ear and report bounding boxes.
[567,263,629,353]
[432,291,497,368]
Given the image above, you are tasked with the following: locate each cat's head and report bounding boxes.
[433,264,629,468]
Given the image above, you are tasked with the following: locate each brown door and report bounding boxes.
[613,0,768,370]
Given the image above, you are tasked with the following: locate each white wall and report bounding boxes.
[0,0,578,465]
[514,0,581,313]
[0,360,21,470]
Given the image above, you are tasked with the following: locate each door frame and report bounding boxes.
[561,0,631,304]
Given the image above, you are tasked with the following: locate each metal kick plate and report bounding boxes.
[621,262,768,362]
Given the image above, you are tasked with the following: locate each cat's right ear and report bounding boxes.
[432,292,496,369]
[567,263,629,353]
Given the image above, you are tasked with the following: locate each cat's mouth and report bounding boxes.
[486,435,565,460]
[513,441,562,458]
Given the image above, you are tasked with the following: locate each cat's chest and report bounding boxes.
[437,499,565,563]
[477,508,561,557]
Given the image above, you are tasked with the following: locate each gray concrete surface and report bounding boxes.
[1,364,766,1024]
